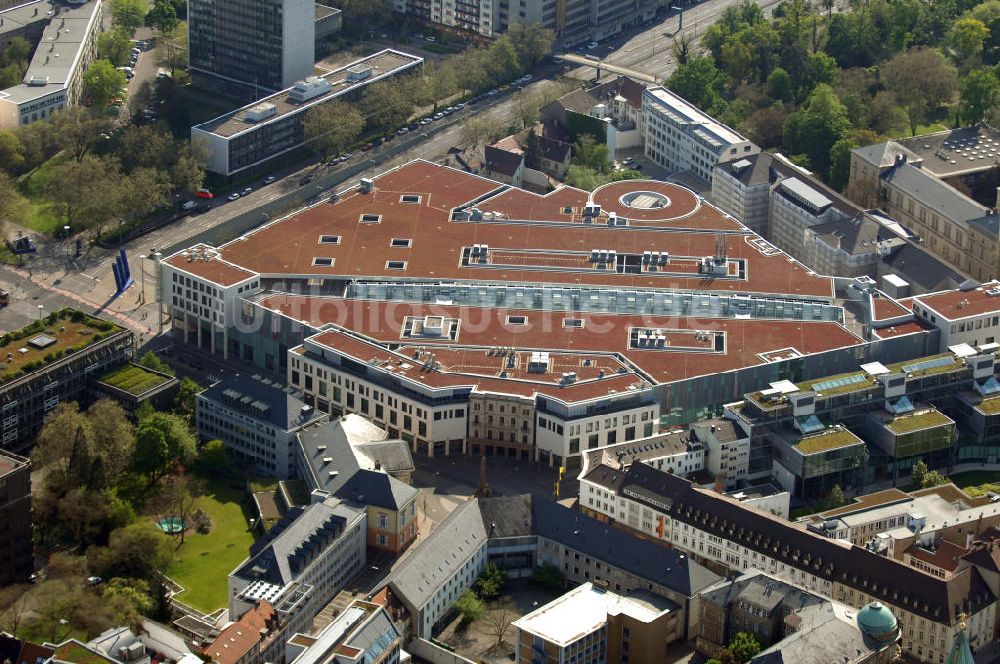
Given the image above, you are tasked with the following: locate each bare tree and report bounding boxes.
[485,604,518,654]
[0,585,31,637]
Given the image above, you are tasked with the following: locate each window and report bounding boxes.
[563,318,584,328]
[399,194,422,204]
[507,315,527,325]
[312,257,334,266]
[385,260,407,270]
[391,238,413,248]
[319,235,341,244]
[360,213,382,223]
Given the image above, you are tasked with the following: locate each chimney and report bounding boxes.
[374,460,382,471]
[714,474,726,493]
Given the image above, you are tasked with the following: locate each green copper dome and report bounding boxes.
[857,602,898,639]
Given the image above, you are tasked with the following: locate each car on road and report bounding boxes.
[433,112,444,119]
[300,174,314,186]
[408,123,418,130]
[87,576,102,585]
[419,118,430,125]
[181,200,198,212]
[587,41,599,49]
[226,192,240,201]
[196,188,214,199]
[397,127,408,135]
[241,187,252,196]
[487,88,498,96]
[263,175,276,184]
[341,152,353,160]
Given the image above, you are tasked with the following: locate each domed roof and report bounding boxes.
[857,601,898,637]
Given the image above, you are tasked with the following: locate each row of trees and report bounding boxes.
[301,23,556,160]
[667,0,1000,188]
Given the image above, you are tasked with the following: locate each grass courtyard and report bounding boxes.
[163,477,256,614]
[17,154,70,235]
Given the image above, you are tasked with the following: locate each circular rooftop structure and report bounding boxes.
[588,180,700,223]
[856,602,898,642]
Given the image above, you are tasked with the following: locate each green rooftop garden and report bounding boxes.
[797,371,875,396]
[0,309,121,384]
[794,428,863,454]
[976,396,1000,415]
[885,409,953,434]
[98,363,172,396]
[54,643,117,664]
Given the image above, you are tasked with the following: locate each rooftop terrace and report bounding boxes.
[97,363,172,396]
[794,428,863,455]
[884,408,953,434]
[0,309,123,384]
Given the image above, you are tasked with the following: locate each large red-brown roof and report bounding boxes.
[913,281,1000,320]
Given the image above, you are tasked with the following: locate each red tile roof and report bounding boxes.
[913,281,1000,320]
[204,601,277,664]
[267,296,864,389]
[165,244,258,287]
[169,161,833,298]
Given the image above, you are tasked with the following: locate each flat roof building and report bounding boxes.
[0,450,31,585]
[0,0,102,130]
[192,50,423,176]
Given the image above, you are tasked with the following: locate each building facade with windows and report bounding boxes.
[642,86,758,187]
[187,0,314,99]
[0,450,31,585]
[0,0,102,130]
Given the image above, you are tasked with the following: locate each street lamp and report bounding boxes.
[36,304,43,320]
[138,254,147,304]
[152,252,163,334]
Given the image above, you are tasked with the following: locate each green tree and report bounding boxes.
[0,64,22,89]
[102,578,153,615]
[476,563,508,600]
[83,60,127,109]
[805,51,840,91]
[156,22,188,75]
[47,154,122,232]
[881,47,958,136]
[572,133,610,173]
[960,68,1000,123]
[303,99,365,162]
[88,522,172,581]
[948,17,990,69]
[766,67,793,103]
[146,0,178,33]
[455,590,484,622]
[51,106,112,163]
[361,80,413,130]
[194,439,229,475]
[174,376,202,422]
[110,0,147,32]
[87,400,135,480]
[504,22,555,70]
[922,470,948,488]
[783,84,851,175]
[667,56,725,114]
[133,424,170,480]
[170,141,206,193]
[138,412,197,469]
[729,632,761,662]
[827,483,847,508]
[115,166,172,232]
[97,29,134,67]
[1,37,31,67]
[139,351,175,376]
[911,459,929,489]
[829,138,857,191]
[530,564,565,590]
[0,173,28,233]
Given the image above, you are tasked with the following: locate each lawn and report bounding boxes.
[17,154,71,234]
[164,476,256,614]
[98,363,171,395]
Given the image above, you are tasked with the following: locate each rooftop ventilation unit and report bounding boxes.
[346,65,373,82]
[288,76,333,103]
[245,102,277,123]
[27,75,49,86]
[359,178,374,193]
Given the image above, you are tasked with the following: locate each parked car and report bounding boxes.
[241,187,252,196]
[299,174,314,186]
[263,175,276,184]
[181,200,198,212]
[226,192,240,201]
[87,576,102,585]
[196,188,214,199]
[587,41,599,49]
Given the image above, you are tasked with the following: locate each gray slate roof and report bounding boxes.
[298,417,418,511]
[483,145,522,177]
[853,141,922,169]
[881,242,964,293]
[234,498,363,585]
[884,164,991,225]
[354,440,414,474]
[388,499,488,610]
[199,375,327,431]
[809,216,880,256]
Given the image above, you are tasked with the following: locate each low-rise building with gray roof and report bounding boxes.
[228,495,366,640]
[0,0,102,130]
[197,374,328,479]
[386,498,488,639]
[297,416,419,554]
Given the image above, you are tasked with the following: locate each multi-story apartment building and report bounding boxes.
[847,126,1000,282]
[581,462,997,664]
[196,374,328,479]
[642,86,758,187]
[228,496,366,639]
[161,160,944,466]
[0,309,133,453]
[203,600,284,664]
[187,0,313,99]
[297,417,419,555]
[0,450,31,585]
[0,0,102,130]
[0,2,55,57]
[513,582,678,664]
[712,152,965,292]
[387,499,488,639]
[192,50,423,176]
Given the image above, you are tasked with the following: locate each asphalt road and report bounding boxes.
[564,0,795,83]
